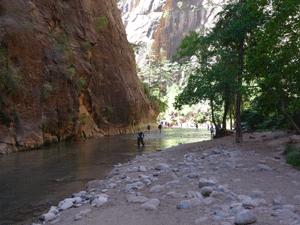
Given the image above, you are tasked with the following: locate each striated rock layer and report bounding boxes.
[119,0,226,67]
[0,0,155,151]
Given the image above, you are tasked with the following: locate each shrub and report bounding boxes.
[93,17,109,31]
[260,114,287,130]
[286,147,300,169]
[284,144,298,155]
[241,110,264,130]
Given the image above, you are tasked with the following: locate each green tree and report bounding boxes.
[247,0,300,133]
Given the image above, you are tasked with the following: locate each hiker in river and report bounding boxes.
[158,123,162,133]
[147,124,150,131]
[196,124,198,129]
[210,126,214,139]
[137,131,145,147]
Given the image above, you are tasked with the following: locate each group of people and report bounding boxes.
[137,123,216,147]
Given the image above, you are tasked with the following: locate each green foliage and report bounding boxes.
[177,2,183,9]
[0,47,23,95]
[105,106,114,119]
[260,114,287,130]
[93,17,109,31]
[75,77,86,91]
[284,144,298,155]
[80,113,87,125]
[129,41,146,54]
[81,42,93,59]
[42,83,52,99]
[163,10,169,19]
[241,110,264,130]
[172,0,300,135]
[286,146,300,169]
[60,2,69,8]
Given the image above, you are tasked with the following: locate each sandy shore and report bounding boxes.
[31,131,300,225]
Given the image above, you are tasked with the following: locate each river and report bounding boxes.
[0,128,210,225]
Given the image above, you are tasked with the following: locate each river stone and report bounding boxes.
[141,198,160,210]
[249,190,264,198]
[187,198,202,207]
[256,164,272,171]
[80,194,90,201]
[273,196,286,205]
[271,209,299,220]
[74,215,82,221]
[139,166,147,172]
[234,210,257,224]
[143,179,152,186]
[199,178,217,188]
[177,201,191,210]
[150,185,165,193]
[124,182,146,192]
[39,212,56,222]
[95,196,108,207]
[119,174,127,179]
[74,197,82,203]
[127,195,149,203]
[155,163,170,171]
[187,173,198,179]
[242,197,259,209]
[58,199,75,210]
[200,186,214,197]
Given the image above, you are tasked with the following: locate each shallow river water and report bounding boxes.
[0,128,210,225]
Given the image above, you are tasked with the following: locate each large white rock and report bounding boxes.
[58,198,75,210]
[39,212,56,222]
[96,196,108,207]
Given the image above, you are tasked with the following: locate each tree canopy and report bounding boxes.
[173,0,300,141]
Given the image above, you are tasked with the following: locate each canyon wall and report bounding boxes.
[0,0,155,152]
[118,0,226,67]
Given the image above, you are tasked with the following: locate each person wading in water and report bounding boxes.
[137,131,145,147]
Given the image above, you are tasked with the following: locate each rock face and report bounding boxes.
[0,0,155,151]
[118,0,226,67]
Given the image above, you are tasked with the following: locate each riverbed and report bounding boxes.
[0,128,210,225]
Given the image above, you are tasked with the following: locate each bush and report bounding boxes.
[286,146,300,169]
[260,114,287,130]
[241,110,264,130]
[284,144,298,155]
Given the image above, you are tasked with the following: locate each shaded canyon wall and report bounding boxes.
[0,0,155,152]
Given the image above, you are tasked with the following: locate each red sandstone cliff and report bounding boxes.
[0,0,155,152]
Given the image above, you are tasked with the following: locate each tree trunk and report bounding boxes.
[235,38,244,143]
[222,98,230,130]
[210,98,219,137]
[235,90,243,142]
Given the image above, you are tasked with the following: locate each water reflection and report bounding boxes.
[0,128,210,224]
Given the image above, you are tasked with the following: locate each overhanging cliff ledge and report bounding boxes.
[0,0,155,152]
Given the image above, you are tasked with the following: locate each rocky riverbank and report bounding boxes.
[30,131,300,225]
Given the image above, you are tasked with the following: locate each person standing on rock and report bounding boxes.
[137,131,145,147]
[210,126,214,139]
